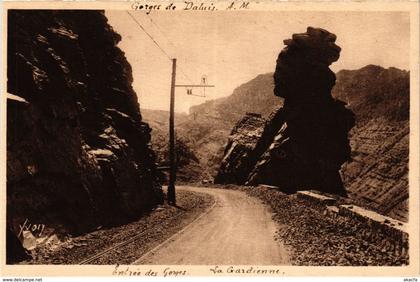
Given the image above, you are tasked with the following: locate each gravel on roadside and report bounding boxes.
[205,184,409,266]
[23,190,214,265]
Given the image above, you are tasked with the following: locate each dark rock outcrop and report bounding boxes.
[7,10,163,262]
[216,27,355,196]
[184,74,281,179]
[214,65,409,221]
[6,226,31,264]
[214,113,266,184]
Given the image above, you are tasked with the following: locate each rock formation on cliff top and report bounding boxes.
[216,27,355,196]
[7,10,163,263]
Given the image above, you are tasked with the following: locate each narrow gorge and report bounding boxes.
[5,10,411,267]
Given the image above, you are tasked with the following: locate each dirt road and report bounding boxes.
[134,186,289,265]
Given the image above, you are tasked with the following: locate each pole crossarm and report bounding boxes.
[174,85,215,88]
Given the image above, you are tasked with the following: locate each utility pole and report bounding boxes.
[126,12,215,205]
[167,58,177,205]
[167,58,214,206]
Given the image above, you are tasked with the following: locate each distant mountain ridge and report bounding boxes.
[189,65,409,124]
[189,73,281,122]
[332,65,409,122]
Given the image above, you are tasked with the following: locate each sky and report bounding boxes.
[106,11,410,113]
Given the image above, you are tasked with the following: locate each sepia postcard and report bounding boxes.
[0,0,419,278]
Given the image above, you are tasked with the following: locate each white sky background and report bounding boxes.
[105,11,409,113]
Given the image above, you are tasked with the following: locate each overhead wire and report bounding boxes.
[145,13,205,85]
[127,11,213,97]
[126,11,172,62]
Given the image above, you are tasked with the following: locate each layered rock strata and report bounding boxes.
[214,113,266,184]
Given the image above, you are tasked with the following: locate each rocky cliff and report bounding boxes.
[215,33,409,221]
[333,65,409,221]
[7,10,163,263]
[217,27,355,195]
[213,113,266,184]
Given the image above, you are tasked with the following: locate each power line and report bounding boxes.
[127,11,212,89]
[126,11,172,61]
[146,14,202,84]
[146,14,177,50]
[126,12,215,205]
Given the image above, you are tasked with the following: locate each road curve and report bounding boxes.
[133,186,289,265]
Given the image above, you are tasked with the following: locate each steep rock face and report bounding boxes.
[214,113,266,184]
[216,27,355,196]
[342,120,408,221]
[7,10,163,261]
[185,74,281,179]
[332,65,409,221]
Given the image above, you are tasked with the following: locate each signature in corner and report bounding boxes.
[18,218,46,238]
